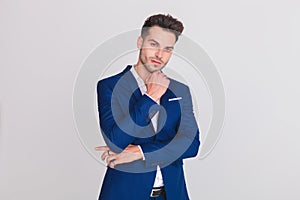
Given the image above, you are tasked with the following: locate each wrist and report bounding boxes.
[127,145,143,160]
[134,146,143,160]
[146,92,160,102]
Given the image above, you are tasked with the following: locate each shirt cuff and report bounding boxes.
[137,145,145,160]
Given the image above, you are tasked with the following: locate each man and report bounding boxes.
[95,14,200,200]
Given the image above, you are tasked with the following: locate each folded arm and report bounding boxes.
[139,86,200,167]
[97,80,200,168]
[97,80,160,153]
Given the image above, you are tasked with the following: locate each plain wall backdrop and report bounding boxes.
[1,0,300,199]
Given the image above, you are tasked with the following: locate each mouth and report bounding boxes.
[151,59,162,65]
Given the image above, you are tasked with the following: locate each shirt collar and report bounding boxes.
[130,65,147,94]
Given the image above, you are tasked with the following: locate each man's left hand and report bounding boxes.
[95,145,143,168]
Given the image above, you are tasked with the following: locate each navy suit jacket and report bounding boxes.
[97,65,200,200]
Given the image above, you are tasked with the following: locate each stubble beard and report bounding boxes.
[140,55,167,73]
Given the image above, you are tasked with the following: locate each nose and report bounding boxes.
[155,48,164,59]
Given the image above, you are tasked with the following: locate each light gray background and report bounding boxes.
[1,0,299,199]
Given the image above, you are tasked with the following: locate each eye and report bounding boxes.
[164,48,173,53]
[150,43,157,47]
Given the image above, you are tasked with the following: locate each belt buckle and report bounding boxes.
[150,188,162,198]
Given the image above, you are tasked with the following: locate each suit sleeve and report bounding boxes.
[97,80,160,153]
[139,86,200,168]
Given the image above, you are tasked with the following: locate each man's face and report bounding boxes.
[137,26,176,73]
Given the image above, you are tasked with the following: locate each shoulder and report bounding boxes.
[97,72,121,87]
[168,78,194,106]
[97,74,121,94]
[97,65,132,90]
[169,78,190,93]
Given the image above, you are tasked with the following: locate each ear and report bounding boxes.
[137,36,143,49]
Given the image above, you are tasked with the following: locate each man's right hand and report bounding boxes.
[145,71,170,102]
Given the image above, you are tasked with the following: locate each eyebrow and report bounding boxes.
[147,39,174,50]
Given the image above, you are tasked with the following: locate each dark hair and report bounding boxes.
[141,14,184,41]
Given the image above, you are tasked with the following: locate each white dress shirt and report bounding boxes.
[130,65,164,188]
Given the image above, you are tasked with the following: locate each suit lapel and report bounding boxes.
[120,65,143,100]
[120,66,156,136]
[156,88,173,133]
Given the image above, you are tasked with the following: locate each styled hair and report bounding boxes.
[141,14,184,41]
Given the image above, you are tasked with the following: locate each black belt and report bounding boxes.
[150,187,165,197]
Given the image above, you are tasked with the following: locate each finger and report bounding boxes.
[108,160,117,168]
[161,74,168,80]
[107,156,118,168]
[108,150,116,156]
[101,150,117,161]
[95,146,109,151]
[106,154,117,164]
[101,151,108,161]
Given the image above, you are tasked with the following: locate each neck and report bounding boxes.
[133,62,150,82]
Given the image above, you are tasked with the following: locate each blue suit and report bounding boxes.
[97,65,200,200]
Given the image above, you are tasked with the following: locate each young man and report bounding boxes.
[95,14,200,200]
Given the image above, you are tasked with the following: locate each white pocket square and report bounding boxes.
[168,97,182,101]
